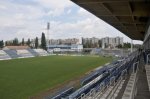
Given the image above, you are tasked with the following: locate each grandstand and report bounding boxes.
[50,50,148,99]
[33,49,49,56]
[0,50,11,60]
[0,48,49,60]
[4,49,21,59]
[50,54,137,99]
[50,87,74,99]
[27,48,39,56]
[17,50,34,58]
[50,0,150,99]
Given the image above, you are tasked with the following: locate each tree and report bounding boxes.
[117,44,123,48]
[0,40,4,48]
[35,37,39,49]
[82,37,84,45]
[88,40,92,48]
[27,38,31,46]
[85,41,89,48]
[123,42,131,48]
[22,38,24,45]
[5,41,11,46]
[13,38,19,46]
[41,32,47,50]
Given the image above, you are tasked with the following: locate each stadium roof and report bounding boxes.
[71,0,150,40]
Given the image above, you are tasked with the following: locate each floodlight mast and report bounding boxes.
[47,22,50,50]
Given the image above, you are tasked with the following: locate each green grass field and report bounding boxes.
[0,55,112,99]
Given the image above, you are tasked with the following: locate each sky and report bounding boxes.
[0,0,143,44]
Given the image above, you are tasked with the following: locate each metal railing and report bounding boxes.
[75,56,137,99]
[133,61,139,73]
[104,70,127,99]
[122,61,139,99]
[147,54,150,65]
[145,65,150,91]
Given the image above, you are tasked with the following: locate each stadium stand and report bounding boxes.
[4,49,21,59]
[122,72,138,99]
[67,56,133,99]
[47,52,139,99]
[145,51,150,91]
[33,49,48,56]
[81,66,107,86]
[80,60,122,86]
[146,65,150,91]
[0,50,11,60]
[51,87,74,99]
[17,50,34,58]
[1,48,49,59]
[61,0,150,98]
[66,1,150,98]
[27,48,39,56]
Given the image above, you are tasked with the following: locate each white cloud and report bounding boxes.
[46,8,65,17]
[0,0,142,44]
[0,5,7,10]
[49,17,132,43]
[66,9,72,14]
[0,0,47,41]
[35,0,73,9]
[35,0,74,17]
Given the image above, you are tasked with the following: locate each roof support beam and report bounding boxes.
[101,3,128,32]
[128,2,143,39]
[73,0,145,4]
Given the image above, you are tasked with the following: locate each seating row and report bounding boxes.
[0,49,49,60]
[145,65,150,91]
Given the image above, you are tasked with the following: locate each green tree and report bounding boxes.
[13,38,19,46]
[22,38,24,45]
[0,40,4,48]
[88,40,92,48]
[123,42,131,48]
[85,41,89,48]
[35,37,39,49]
[5,41,10,46]
[27,38,31,46]
[41,32,47,50]
[82,37,84,45]
[117,44,123,48]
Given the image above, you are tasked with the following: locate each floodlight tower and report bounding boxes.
[47,22,50,50]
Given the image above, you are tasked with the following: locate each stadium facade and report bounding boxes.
[47,44,83,52]
[102,37,123,48]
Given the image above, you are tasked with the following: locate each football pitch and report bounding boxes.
[0,55,112,99]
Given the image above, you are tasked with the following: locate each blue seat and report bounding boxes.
[52,87,74,99]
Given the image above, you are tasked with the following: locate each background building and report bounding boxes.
[82,36,123,49]
[49,38,79,45]
[82,37,99,48]
[47,44,83,52]
[47,38,82,52]
[101,36,123,49]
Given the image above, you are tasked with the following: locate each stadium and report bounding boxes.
[0,0,150,99]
